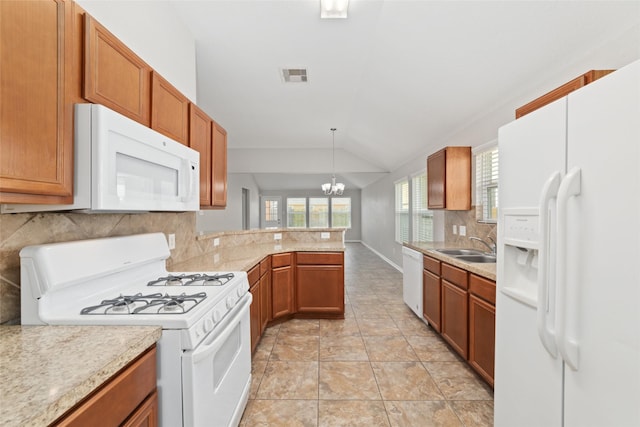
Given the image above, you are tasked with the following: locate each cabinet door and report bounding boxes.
[260,270,271,328]
[189,104,212,206]
[423,269,441,332]
[211,121,227,208]
[249,282,261,352]
[271,266,294,319]
[296,265,344,315]
[469,294,495,386]
[0,0,74,203]
[122,391,158,427]
[84,14,151,126]
[427,148,446,209]
[151,72,189,145]
[441,280,468,358]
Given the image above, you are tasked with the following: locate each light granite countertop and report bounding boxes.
[0,325,162,427]
[404,242,496,281]
[172,241,345,273]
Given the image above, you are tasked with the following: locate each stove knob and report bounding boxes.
[226,296,236,309]
[236,287,244,298]
[203,318,214,334]
[213,311,222,323]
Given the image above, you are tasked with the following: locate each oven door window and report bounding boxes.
[181,297,251,427]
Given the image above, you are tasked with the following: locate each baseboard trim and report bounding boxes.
[358,241,403,273]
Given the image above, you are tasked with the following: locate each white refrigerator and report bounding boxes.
[494,59,640,427]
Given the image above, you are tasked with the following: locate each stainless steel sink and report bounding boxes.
[435,248,484,256]
[455,254,497,263]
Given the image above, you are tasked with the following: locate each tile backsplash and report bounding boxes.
[0,211,199,325]
[444,207,497,250]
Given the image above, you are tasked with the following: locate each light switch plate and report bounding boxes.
[167,233,176,250]
[213,238,220,247]
[453,225,458,235]
[320,232,330,239]
[274,233,282,240]
[459,225,466,236]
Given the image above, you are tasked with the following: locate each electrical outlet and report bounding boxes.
[320,232,330,239]
[453,225,458,235]
[459,225,466,236]
[274,233,282,240]
[167,233,176,250]
[213,238,220,247]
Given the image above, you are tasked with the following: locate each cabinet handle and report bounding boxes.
[536,171,561,358]
[555,167,581,371]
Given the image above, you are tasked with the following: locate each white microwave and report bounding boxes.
[2,104,200,213]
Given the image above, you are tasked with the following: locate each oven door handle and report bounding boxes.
[191,293,252,363]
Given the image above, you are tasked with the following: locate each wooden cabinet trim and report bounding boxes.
[260,256,272,276]
[423,255,441,275]
[515,70,614,118]
[53,346,157,427]
[441,263,468,290]
[84,13,151,126]
[296,252,343,265]
[151,71,189,145]
[247,264,260,286]
[469,274,496,305]
[121,390,158,427]
[272,252,293,268]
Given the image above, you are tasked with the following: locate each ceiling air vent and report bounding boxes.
[281,68,308,83]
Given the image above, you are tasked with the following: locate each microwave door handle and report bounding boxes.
[182,159,195,202]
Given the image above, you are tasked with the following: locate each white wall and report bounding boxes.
[196,174,261,233]
[76,0,197,100]
[362,24,640,267]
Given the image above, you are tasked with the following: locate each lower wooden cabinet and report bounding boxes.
[249,276,261,353]
[469,294,495,386]
[423,269,441,332]
[54,346,157,426]
[259,260,272,330]
[441,279,468,359]
[271,253,294,320]
[296,252,344,317]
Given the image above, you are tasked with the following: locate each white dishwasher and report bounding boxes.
[402,246,424,319]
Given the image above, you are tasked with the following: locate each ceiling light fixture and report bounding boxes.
[320,0,349,19]
[322,128,345,195]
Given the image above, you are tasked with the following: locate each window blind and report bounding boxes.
[309,197,329,228]
[395,180,409,243]
[412,173,433,242]
[475,146,499,222]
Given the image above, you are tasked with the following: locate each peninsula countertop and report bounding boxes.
[0,325,161,427]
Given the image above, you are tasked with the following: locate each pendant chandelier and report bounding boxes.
[321,128,345,195]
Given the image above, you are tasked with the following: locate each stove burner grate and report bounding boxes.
[147,274,203,287]
[147,272,235,286]
[80,292,207,315]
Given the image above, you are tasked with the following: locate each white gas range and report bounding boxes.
[20,233,252,427]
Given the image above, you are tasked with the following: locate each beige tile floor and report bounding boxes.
[240,242,494,427]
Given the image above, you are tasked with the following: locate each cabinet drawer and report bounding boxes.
[54,346,156,427]
[469,274,496,305]
[441,263,468,290]
[247,264,259,285]
[260,256,272,276]
[296,252,343,265]
[423,255,441,275]
[272,253,292,268]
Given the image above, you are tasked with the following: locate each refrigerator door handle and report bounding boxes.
[555,167,582,371]
[536,171,561,358]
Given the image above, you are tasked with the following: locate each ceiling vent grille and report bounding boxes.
[282,68,308,83]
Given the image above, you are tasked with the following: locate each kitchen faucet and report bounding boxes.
[470,236,496,255]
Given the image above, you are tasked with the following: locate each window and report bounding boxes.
[331,197,351,228]
[412,173,433,242]
[309,198,329,228]
[475,144,499,222]
[286,198,307,228]
[395,179,409,243]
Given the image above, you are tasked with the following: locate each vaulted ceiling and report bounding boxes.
[169,0,640,190]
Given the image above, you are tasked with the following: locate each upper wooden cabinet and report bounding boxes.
[0,0,76,204]
[84,14,151,126]
[189,104,213,205]
[515,70,614,119]
[151,72,189,145]
[211,121,228,208]
[427,146,471,210]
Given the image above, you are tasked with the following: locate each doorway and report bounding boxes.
[260,196,282,228]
